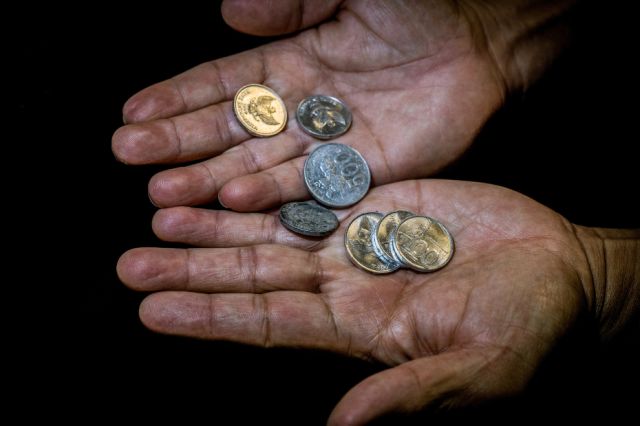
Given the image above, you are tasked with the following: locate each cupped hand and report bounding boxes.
[112,0,513,212]
[118,180,591,424]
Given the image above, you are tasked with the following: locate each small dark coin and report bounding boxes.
[303,143,371,208]
[279,201,339,237]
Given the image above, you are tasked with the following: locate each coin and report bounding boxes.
[296,95,352,139]
[345,212,399,274]
[233,84,287,137]
[372,210,415,266]
[279,201,339,237]
[391,216,454,272]
[303,143,371,208]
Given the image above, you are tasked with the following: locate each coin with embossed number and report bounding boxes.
[345,212,398,274]
[372,210,415,266]
[304,143,371,208]
[279,201,339,237]
[391,216,454,272]
[233,84,287,137]
[296,95,352,139]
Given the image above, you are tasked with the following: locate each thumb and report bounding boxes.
[221,0,342,36]
[327,349,522,426]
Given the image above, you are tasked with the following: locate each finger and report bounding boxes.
[328,350,498,426]
[117,245,326,293]
[221,0,342,36]
[151,207,328,249]
[113,101,249,165]
[218,156,308,212]
[139,291,345,351]
[123,50,264,123]
[147,134,306,207]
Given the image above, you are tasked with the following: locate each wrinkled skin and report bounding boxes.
[112,0,542,211]
[118,180,589,424]
[114,1,585,423]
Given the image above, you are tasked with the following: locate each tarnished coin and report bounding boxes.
[304,143,371,208]
[279,201,339,237]
[345,212,398,274]
[296,95,352,139]
[391,216,454,272]
[372,210,415,266]
[233,84,287,137]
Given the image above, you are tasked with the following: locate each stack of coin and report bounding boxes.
[344,211,454,274]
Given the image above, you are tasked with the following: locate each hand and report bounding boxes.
[112,0,574,212]
[118,179,596,424]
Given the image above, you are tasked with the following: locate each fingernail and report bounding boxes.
[148,191,160,208]
[218,194,229,209]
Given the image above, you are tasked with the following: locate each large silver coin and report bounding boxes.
[372,210,415,267]
[279,201,339,237]
[304,143,371,208]
[297,95,352,139]
[345,212,399,274]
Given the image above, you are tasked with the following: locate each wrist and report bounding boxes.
[574,225,640,341]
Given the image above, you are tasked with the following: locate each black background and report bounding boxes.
[19,1,638,424]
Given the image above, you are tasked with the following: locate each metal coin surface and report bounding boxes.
[303,143,371,208]
[391,216,454,272]
[345,212,398,274]
[233,84,287,137]
[279,201,339,237]
[372,210,415,266]
[296,95,352,139]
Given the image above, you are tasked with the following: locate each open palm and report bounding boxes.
[118,180,590,424]
[112,0,507,211]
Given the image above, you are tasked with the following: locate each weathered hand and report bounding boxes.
[112,0,573,212]
[118,180,593,424]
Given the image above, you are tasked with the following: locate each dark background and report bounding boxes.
[19,1,638,424]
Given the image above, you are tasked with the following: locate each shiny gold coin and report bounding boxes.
[345,212,398,274]
[391,216,454,272]
[373,210,415,265]
[233,84,287,137]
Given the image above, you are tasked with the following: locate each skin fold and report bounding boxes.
[113,1,638,424]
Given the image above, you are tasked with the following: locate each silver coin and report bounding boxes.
[303,143,371,208]
[344,212,399,274]
[372,210,415,267]
[297,95,352,140]
[279,201,339,237]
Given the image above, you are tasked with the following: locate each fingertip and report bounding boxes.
[112,124,170,165]
[139,292,211,336]
[148,170,192,208]
[221,0,276,36]
[123,83,180,123]
[221,0,340,36]
[111,126,131,165]
[152,207,196,240]
[148,167,215,207]
[138,292,169,332]
[218,175,278,212]
[122,93,153,124]
[117,248,186,291]
[117,248,155,290]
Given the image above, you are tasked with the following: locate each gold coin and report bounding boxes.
[344,212,398,274]
[373,210,415,265]
[233,84,287,137]
[391,216,454,272]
